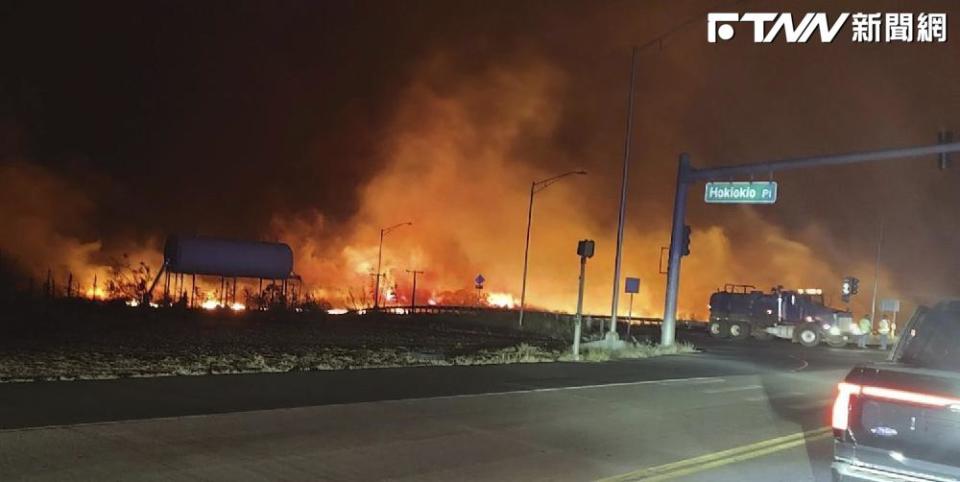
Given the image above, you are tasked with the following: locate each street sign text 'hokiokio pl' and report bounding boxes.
[704,181,778,204]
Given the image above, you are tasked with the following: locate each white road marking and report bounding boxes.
[0,375,732,433]
[659,377,726,386]
[424,376,729,400]
[702,384,762,394]
[789,355,809,372]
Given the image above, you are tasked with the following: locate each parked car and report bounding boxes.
[832,301,960,481]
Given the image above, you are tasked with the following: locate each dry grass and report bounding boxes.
[451,343,560,365]
[0,340,699,382]
[449,340,699,366]
[0,300,700,384]
[561,340,698,362]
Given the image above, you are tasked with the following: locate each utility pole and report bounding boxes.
[609,46,639,339]
[517,170,587,328]
[368,273,378,308]
[374,221,412,309]
[661,139,960,347]
[406,269,424,311]
[374,228,384,308]
[870,214,884,324]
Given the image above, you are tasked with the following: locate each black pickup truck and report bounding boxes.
[832,301,960,481]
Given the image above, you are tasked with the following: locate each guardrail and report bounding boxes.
[357,305,703,327]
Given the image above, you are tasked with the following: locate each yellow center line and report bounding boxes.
[596,426,831,482]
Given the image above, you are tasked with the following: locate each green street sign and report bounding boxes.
[704,181,778,204]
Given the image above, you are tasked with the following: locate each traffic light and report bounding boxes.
[841,276,859,303]
[577,239,595,258]
[681,225,691,257]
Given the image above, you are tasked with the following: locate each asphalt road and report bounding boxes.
[0,332,889,481]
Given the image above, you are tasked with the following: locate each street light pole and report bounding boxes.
[518,182,535,328]
[517,170,587,329]
[373,221,412,309]
[609,46,639,337]
[870,215,885,323]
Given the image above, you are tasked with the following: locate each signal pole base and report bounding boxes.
[584,334,628,352]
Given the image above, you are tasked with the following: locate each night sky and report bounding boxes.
[3,0,960,314]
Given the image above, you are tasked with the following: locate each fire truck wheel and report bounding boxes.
[797,324,821,347]
[729,322,751,340]
[708,321,729,338]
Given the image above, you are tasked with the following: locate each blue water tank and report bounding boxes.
[163,236,294,279]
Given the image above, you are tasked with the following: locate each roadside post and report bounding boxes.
[625,277,640,339]
[475,274,485,306]
[573,239,595,361]
[880,298,900,337]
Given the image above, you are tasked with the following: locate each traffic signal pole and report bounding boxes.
[661,140,960,347]
[661,153,691,347]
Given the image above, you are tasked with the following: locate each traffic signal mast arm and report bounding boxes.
[684,140,960,183]
[661,139,960,348]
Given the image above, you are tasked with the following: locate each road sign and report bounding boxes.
[705,181,778,204]
[625,277,640,293]
[474,274,485,288]
[880,299,900,312]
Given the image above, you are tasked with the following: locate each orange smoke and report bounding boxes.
[1,54,896,320]
[272,53,893,318]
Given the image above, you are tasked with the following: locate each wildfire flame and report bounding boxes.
[486,292,516,309]
[85,286,106,300]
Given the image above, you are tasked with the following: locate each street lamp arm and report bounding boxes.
[532,170,587,194]
[381,221,413,236]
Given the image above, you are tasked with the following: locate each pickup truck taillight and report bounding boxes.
[831,381,960,431]
[832,382,861,431]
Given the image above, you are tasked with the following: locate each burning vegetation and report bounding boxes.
[1,4,929,320]
[0,54,893,320]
